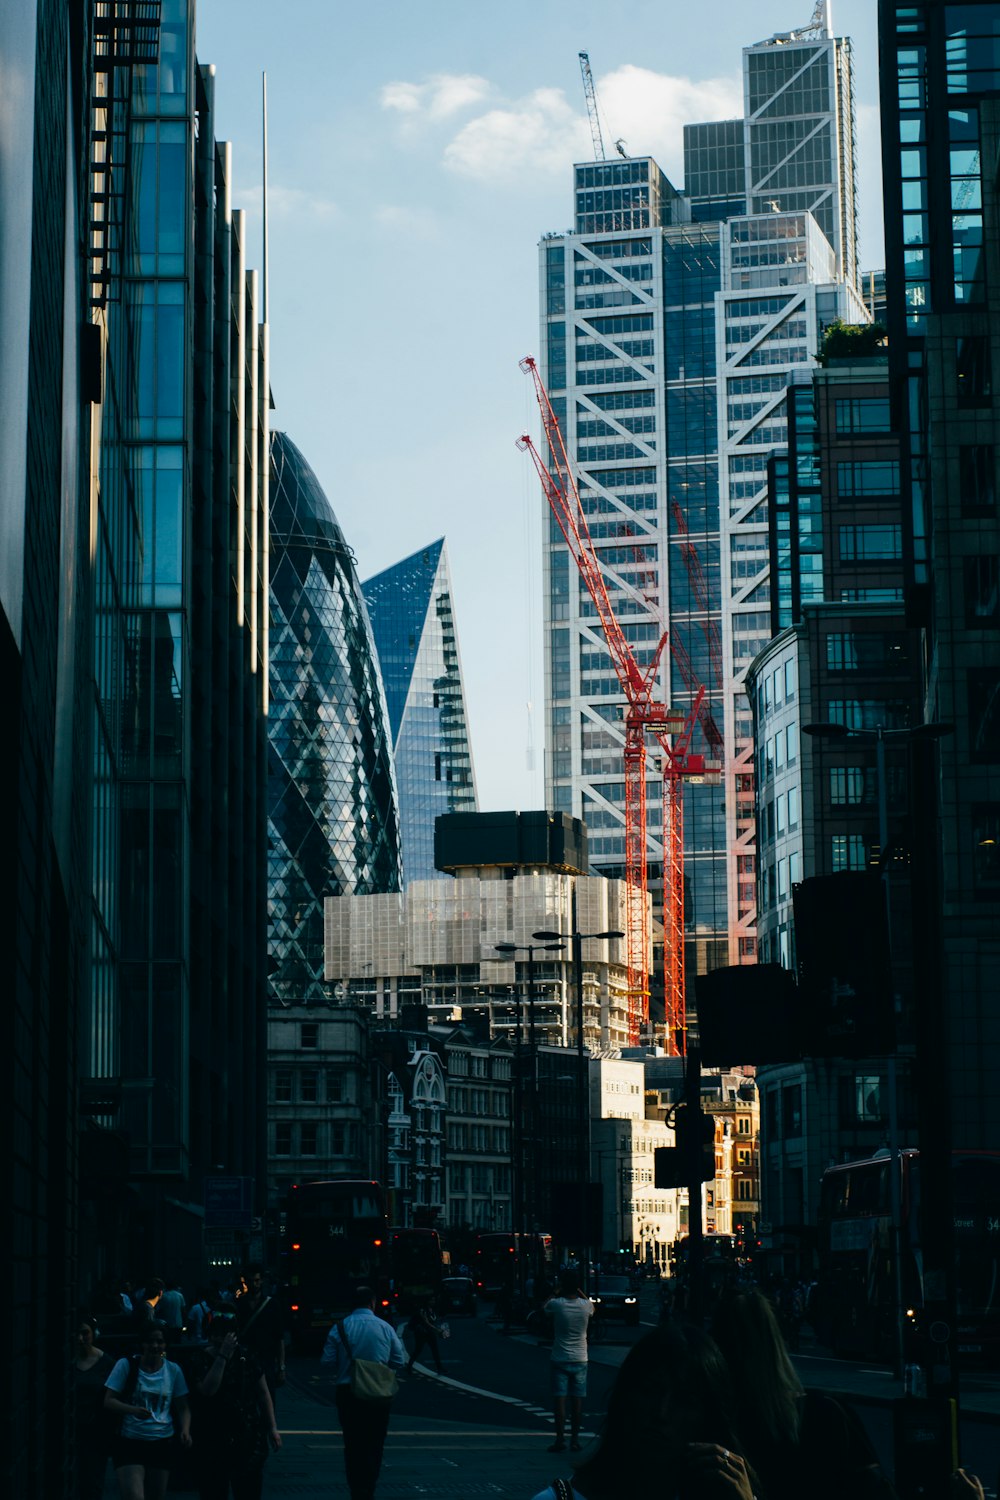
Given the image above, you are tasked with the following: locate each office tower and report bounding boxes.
[363,539,478,884]
[268,430,402,1007]
[747,352,922,1240]
[743,20,858,285]
[717,214,867,959]
[879,0,1000,1147]
[104,19,271,1280]
[539,15,863,1003]
[1,4,146,1486]
[540,178,729,1013]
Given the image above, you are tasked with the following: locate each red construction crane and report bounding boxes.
[518,356,719,1049]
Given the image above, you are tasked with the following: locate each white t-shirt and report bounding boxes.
[106,1358,188,1440]
[545,1294,593,1363]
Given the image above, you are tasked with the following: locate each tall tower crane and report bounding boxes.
[519,356,719,1050]
[578,52,607,162]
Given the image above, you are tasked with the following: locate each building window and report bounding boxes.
[782,1085,802,1138]
[330,1122,345,1154]
[836,462,900,499]
[274,1070,292,1103]
[301,1070,319,1103]
[831,833,867,871]
[840,1072,883,1125]
[300,1123,318,1156]
[835,398,891,435]
[328,1071,344,1102]
[969,670,1000,762]
[737,1179,755,1201]
[959,445,995,515]
[830,766,870,805]
[839,525,902,561]
[965,556,1000,626]
[957,335,991,405]
[274,1123,292,1156]
[301,1022,318,1049]
[973,804,1000,895]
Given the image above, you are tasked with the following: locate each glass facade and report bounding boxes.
[541,15,863,986]
[363,540,478,884]
[268,432,402,1006]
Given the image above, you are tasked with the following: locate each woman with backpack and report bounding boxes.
[191,1310,281,1499]
[103,1319,192,1499]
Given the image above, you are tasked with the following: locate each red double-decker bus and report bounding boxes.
[814,1149,1000,1363]
[281,1179,391,1350]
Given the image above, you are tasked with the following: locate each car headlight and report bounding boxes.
[625,1297,637,1304]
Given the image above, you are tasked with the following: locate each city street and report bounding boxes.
[86,1294,1000,1499]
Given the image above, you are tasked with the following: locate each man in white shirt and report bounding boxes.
[321,1285,406,1500]
[544,1269,593,1453]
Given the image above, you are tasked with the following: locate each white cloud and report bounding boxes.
[380,72,492,123]
[599,65,742,182]
[443,88,589,179]
[239,184,339,222]
[440,66,742,185]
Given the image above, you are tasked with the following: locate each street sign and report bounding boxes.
[205,1175,254,1229]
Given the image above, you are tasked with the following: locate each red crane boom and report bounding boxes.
[519,356,719,1049]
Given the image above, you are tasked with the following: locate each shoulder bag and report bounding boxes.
[337,1320,398,1402]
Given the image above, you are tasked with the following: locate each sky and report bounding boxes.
[196,0,884,813]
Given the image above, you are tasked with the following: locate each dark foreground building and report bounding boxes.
[2,2,270,1491]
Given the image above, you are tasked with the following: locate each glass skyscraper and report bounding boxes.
[363,539,478,884]
[268,431,402,1005]
[539,14,863,1008]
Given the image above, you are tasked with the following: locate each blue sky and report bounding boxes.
[196,0,883,812]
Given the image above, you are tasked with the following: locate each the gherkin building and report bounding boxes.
[268,432,401,1005]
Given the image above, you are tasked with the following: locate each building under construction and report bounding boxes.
[324,810,644,1054]
[538,16,866,1023]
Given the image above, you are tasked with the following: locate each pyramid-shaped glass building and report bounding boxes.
[363,540,478,884]
[268,432,401,1004]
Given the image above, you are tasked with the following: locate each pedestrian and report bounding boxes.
[711,1289,894,1500]
[234,1264,286,1405]
[187,1289,213,1343]
[543,1269,593,1453]
[321,1284,406,1500]
[530,1323,753,1500]
[133,1277,165,1330]
[73,1315,116,1500]
[192,1310,281,1500]
[103,1319,192,1499]
[158,1281,185,1344]
[406,1299,443,1373]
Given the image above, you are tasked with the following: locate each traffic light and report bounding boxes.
[654,1104,715,1188]
[676,1103,716,1183]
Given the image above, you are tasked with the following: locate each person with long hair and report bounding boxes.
[73,1315,115,1500]
[531,1323,756,1500]
[710,1289,891,1500]
[192,1311,281,1499]
[104,1320,192,1499]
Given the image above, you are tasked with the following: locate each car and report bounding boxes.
[438,1276,477,1317]
[589,1273,640,1325]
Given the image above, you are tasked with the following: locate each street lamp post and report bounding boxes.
[803,719,952,1386]
[533,917,624,1283]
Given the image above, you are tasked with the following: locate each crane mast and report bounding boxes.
[578,52,607,162]
[519,356,719,1050]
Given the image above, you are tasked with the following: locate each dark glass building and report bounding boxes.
[268,431,402,1006]
[879,0,1000,1152]
[363,539,478,884]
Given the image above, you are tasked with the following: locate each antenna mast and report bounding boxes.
[578,52,606,161]
[262,72,269,324]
